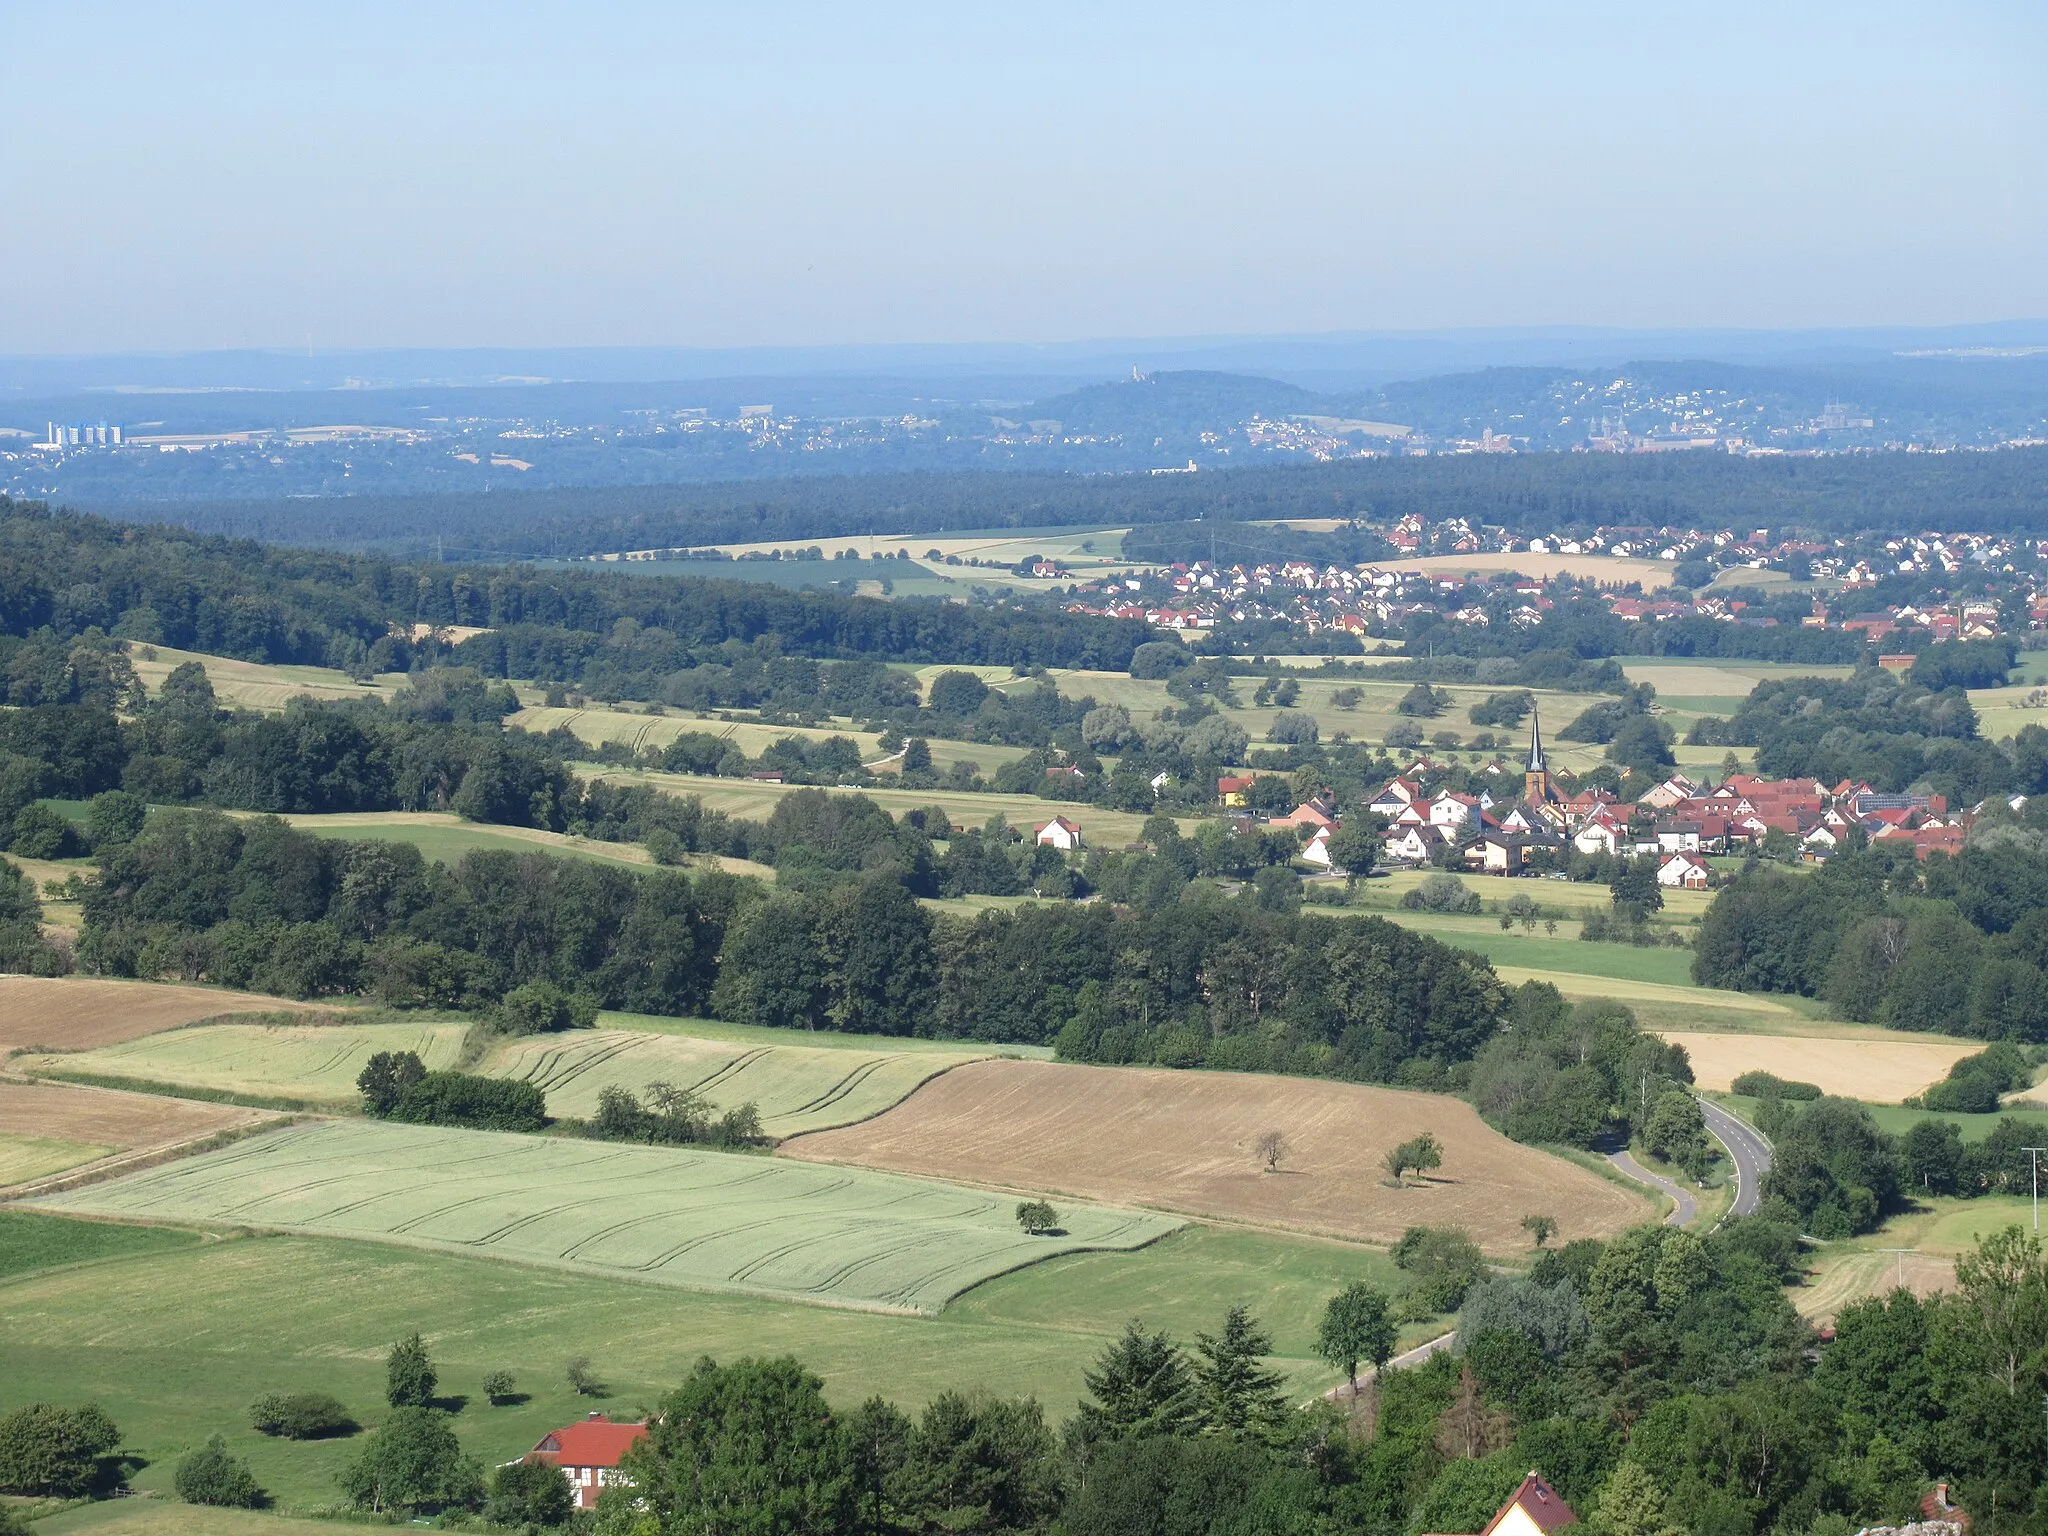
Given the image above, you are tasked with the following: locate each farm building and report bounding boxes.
[1034,815,1084,851]
[525,1413,649,1510]
[1657,852,1712,889]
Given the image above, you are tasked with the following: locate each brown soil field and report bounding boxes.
[782,1059,1650,1254]
[0,1080,276,1191]
[1663,1030,1976,1101]
[0,976,333,1053]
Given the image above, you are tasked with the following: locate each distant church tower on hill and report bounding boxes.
[1524,702,1553,807]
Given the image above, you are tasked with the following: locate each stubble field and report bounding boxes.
[785,1058,1650,1253]
[1661,1030,1977,1101]
[0,1080,278,1191]
[0,975,336,1053]
[34,1119,1180,1314]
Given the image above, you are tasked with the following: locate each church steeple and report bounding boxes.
[1524,702,1551,806]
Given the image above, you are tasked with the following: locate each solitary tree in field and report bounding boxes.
[566,1356,604,1397]
[1255,1130,1288,1174]
[1522,1214,1558,1249]
[1316,1282,1396,1396]
[1016,1200,1059,1236]
[481,1371,516,1406]
[1383,1133,1443,1186]
[386,1333,436,1409]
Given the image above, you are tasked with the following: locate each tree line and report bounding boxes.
[1693,840,2048,1039]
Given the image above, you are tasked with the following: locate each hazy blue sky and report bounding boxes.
[6,2,2045,353]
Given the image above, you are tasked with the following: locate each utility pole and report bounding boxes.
[1877,1248,1915,1294]
[2026,1148,2047,1232]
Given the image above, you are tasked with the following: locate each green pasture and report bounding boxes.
[1370,912,1697,986]
[488,1028,996,1135]
[592,768,1181,847]
[0,1216,1395,1511]
[596,1009,1048,1056]
[35,1120,1178,1314]
[271,811,654,870]
[1718,1096,2048,1144]
[1349,868,1716,922]
[34,1503,346,1536]
[23,1022,470,1108]
[0,1134,113,1186]
[0,1208,201,1281]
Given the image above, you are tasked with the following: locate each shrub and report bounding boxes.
[249,1391,357,1439]
[1730,1070,1822,1102]
[390,1071,547,1131]
[1401,873,1481,914]
[0,1402,120,1497]
[175,1435,264,1508]
[482,1370,517,1406]
[491,979,598,1036]
[485,1459,575,1528]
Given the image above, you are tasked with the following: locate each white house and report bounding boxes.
[1440,1471,1580,1536]
[1366,777,1422,817]
[1572,813,1625,858]
[1656,851,1712,889]
[1300,825,1335,868]
[524,1414,649,1511]
[1034,815,1084,852]
[1428,791,1482,832]
[1385,824,1447,865]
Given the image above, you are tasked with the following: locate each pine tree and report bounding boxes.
[1193,1305,1290,1440]
[1076,1321,1198,1439]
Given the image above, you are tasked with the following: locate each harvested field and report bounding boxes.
[489,1029,993,1136]
[271,810,653,869]
[0,976,333,1054]
[36,1119,1178,1314]
[784,1059,1649,1254]
[0,1080,275,1190]
[1662,1030,1977,1101]
[24,1021,470,1106]
[1793,1250,1957,1327]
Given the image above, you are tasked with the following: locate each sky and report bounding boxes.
[5,1,2046,354]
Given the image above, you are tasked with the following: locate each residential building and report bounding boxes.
[1034,815,1084,852]
[524,1414,649,1511]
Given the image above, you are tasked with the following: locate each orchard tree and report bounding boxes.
[1316,1282,1397,1394]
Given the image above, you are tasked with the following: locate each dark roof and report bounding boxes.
[1482,1473,1580,1536]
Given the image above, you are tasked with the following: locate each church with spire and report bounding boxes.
[1523,701,1559,810]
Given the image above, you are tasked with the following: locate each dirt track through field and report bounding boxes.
[782,1059,1649,1254]
[1663,1031,1977,1101]
[0,977,335,1053]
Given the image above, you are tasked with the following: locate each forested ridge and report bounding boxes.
[0,499,1150,677]
[86,443,2048,558]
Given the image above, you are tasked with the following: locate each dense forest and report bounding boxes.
[1692,840,2048,1038]
[0,500,1150,679]
[87,442,2048,559]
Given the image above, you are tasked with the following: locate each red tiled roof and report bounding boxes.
[1481,1473,1580,1536]
[531,1417,648,1469]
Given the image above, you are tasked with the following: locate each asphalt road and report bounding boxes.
[1607,1148,1697,1226]
[1699,1097,1773,1218]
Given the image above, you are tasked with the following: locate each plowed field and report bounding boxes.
[783,1059,1648,1254]
[0,976,332,1053]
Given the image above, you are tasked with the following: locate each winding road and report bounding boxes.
[1699,1097,1773,1218]
[1605,1096,1773,1227]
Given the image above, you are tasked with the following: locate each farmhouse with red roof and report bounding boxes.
[524,1413,649,1510]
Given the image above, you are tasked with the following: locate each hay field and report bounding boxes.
[1969,686,2048,743]
[271,810,653,869]
[1355,869,1717,921]
[127,644,396,711]
[1794,1249,1957,1327]
[1375,552,1672,587]
[590,769,1181,846]
[488,1028,995,1135]
[0,976,335,1053]
[0,1080,276,1190]
[38,1119,1177,1313]
[1661,1030,1977,1100]
[3,851,87,929]
[514,707,1035,776]
[23,1021,470,1106]
[785,1059,1649,1254]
